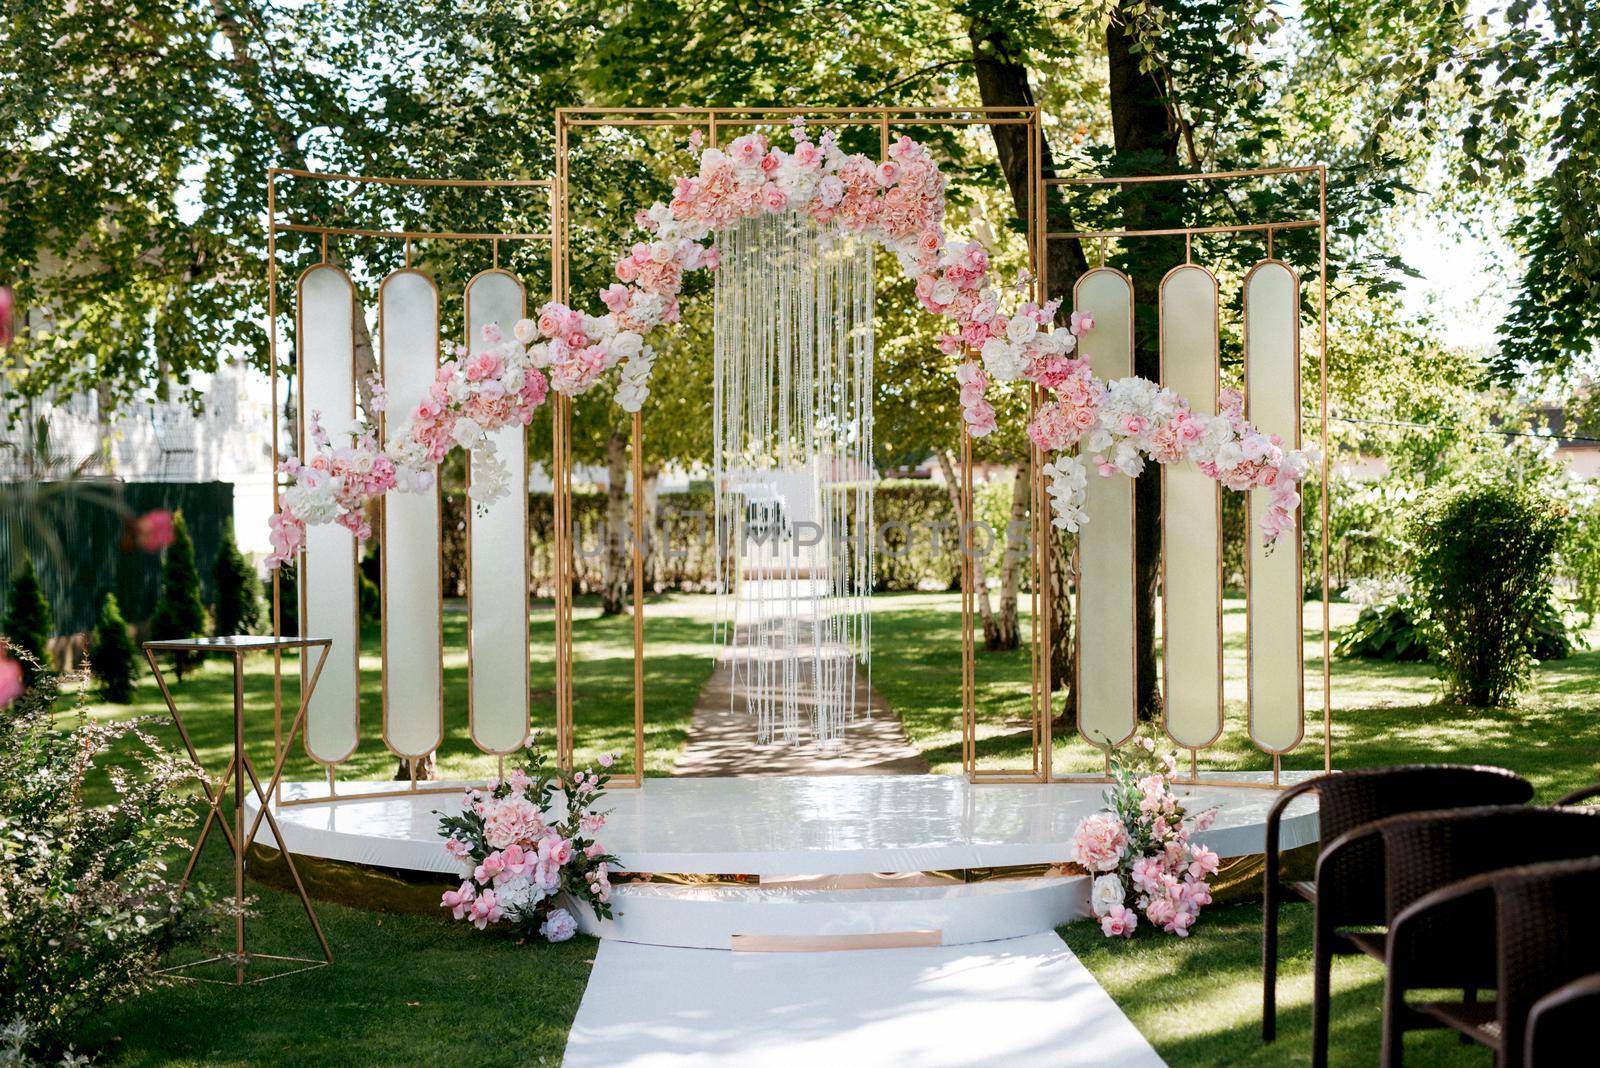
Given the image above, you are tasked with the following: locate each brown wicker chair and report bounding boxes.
[1261,764,1533,1052]
[1554,782,1600,806]
[1381,841,1600,1065]
[1526,972,1600,1067]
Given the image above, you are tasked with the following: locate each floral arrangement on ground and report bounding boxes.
[269,121,1312,566]
[436,739,618,943]
[1069,736,1220,938]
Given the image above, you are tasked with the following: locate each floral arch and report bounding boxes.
[268,122,1311,567]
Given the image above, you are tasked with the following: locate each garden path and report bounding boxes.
[673,649,928,776]
[563,931,1165,1067]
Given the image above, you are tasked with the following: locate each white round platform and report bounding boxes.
[250,772,1319,876]
[247,773,1318,949]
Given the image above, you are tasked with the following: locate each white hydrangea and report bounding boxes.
[495,875,548,919]
[1043,457,1089,532]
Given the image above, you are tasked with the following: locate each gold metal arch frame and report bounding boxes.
[265,118,1332,799]
[265,168,554,806]
[1045,166,1333,789]
[553,106,1049,787]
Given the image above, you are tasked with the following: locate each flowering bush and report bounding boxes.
[1070,738,1220,938]
[269,124,1312,556]
[0,649,212,1060]
[436,739,619,942]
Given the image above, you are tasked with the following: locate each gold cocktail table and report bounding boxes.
[143,635,334,985]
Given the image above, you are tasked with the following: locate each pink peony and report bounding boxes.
[441,881,476,921]
[467,889,502,929]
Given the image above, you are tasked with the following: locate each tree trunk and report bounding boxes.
[1049,531,1078,731]
[641,464,662,593]
[601,428,629,615]
[1105,13,1185,721]
[969,13,1090,717]
[992,459,1032,652]
[936,448,997,638]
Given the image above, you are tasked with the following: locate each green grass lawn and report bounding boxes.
[70,590,1599,1065]
[1060,901,1482,1067]
[78,593,721,797]
[82,842,594,1067]
[871,592,1600,799]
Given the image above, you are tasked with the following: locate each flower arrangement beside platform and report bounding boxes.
[436,738,619,943]
[1071,738,1221,939]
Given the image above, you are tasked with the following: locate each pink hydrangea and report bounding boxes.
[1071,813,1129,873]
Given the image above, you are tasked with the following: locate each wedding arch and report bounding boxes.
[263,106,1331,800]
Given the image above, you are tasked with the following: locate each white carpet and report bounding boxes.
[563,932,1166,1067]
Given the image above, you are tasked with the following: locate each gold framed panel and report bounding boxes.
[1043,166,1333,786]
[265,168,555,805]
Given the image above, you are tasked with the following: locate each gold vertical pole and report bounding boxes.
[631,409,646,785]
[552,112,573,770]
[1033,110,1050,781]
[232,650,246,984]
[267,171,284,803]
[1319,166,1332,773]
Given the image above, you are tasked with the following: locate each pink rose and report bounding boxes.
[463,351,503,382]
[1070,310,1094,336]
[1100,904,1137,938]
[875,160,901,187]
[761,185,787,213]
[444,837,469,859]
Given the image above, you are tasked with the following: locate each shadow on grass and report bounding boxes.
[1061,901,1490,1067]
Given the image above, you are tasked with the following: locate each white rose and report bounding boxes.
[608,330,643,362]
[930,279,957,306]
[1006,314,1038,345]
[452,416,483,448]
[513,319,537,344]
[1090,874,1125,917]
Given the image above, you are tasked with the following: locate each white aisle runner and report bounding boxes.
[563,932,1166,1067]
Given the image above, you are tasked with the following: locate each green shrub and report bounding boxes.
[1530,596,1581,661]
[149,512,206,680]
[0,653,210,1059]
[1,555,53,683]
[1336,599,1430,661]
[210,521,262,637]
[1410,480,1567,707]
[89,593,140,703]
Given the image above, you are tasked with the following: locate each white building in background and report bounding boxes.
[1,359,279,557]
